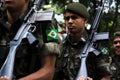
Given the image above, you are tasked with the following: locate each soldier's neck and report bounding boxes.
[69,33,81,43]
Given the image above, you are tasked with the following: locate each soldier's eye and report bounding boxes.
[113,41,120,44]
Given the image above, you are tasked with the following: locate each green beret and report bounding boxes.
[65,2,89,18]
[114,31,120,37]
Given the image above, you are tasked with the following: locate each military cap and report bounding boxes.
[65,2,89,18]
[114,31,120,38]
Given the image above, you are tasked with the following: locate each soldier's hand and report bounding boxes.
[87,77,93,80]
[0,76,9,80]
[77,76,93,80]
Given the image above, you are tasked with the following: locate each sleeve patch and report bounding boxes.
[46,29,58,41]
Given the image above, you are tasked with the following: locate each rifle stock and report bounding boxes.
[0,42,17,80]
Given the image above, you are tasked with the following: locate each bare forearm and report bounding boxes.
[19,54,57,80]
[19,67,55,80]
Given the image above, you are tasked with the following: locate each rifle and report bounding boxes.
[76,0,109,80]
[0,0,54,80]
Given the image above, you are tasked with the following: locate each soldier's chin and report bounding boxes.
[69,31,76,34]
[115,51,120,55]
[68,29,75,33]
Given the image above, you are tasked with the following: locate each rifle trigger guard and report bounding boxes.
[29,25,36,32]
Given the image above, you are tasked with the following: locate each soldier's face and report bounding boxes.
[113,37,120,55]
[3,0,28,11]
[64,12,87,35]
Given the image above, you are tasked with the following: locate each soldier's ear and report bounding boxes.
[84,18,88,24]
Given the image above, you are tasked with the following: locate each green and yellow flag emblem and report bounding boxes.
[46,29,58,41]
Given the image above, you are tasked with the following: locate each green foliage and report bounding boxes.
[43,2,64,14]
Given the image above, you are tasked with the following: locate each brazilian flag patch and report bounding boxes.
[46,29,58,41]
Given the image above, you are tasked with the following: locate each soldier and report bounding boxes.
[0,0,60,80]
[109,31,120,80]
[54,2,110,80]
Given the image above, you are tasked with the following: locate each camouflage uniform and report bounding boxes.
[110,55,120,80]
[0,10,60,79]
[54,35,109,80]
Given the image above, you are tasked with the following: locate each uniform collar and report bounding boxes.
[63,34,86,47]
